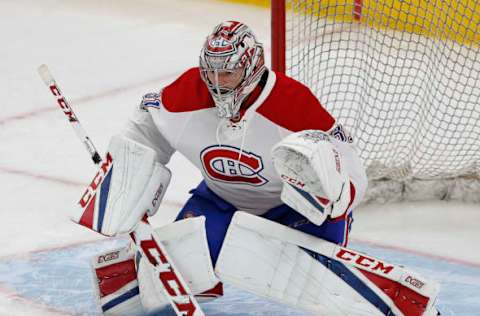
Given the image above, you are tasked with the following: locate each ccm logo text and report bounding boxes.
[336,248,394,274]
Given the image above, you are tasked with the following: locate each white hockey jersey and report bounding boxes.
[122,68,367,216]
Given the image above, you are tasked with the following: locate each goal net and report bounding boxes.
[271,0,480,203]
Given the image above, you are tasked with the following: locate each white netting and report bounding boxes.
[283,0,480,202]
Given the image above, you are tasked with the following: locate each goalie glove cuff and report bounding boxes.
[280,183,330,225]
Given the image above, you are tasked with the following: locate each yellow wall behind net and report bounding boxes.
[219,0,480,45]
[218,0,269,7]
[362,0,480,45]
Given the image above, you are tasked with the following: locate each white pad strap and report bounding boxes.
[72,135,171,236]
[137,216,221,314]
[216,212,439,316]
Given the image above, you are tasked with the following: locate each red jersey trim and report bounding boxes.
[161,67,215,113]
[256,71,335,132]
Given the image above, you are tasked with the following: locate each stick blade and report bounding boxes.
[37,64,55,86]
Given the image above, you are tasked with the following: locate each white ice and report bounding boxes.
[0,1,479,315]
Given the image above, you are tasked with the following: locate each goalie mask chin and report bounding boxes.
[199,21,266,119]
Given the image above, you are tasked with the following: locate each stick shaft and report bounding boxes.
[38,64,101,164]
[37,64,204,316]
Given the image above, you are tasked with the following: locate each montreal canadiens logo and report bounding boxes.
[200,145,268,186]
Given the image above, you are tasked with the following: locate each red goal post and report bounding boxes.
[271,0,480,203]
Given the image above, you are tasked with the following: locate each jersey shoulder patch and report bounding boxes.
[140,92,162,110]
[161,67,215,113]
[257,72,335,132]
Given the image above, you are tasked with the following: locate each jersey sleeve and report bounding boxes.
[258,71,336,135]
[121,93,175,165]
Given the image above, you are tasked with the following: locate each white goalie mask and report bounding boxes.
[199,21,266,118]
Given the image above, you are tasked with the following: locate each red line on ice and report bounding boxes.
[0,71,179,126]
[1,165,479,269]
[0,167,86,187]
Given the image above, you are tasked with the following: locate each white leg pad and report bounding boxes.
[138,216,222,314]
[215,212,439,316]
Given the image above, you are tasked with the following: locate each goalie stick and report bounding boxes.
[37,64,205,316]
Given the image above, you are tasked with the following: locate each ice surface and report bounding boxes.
[0,0,478,315]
